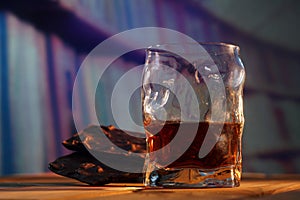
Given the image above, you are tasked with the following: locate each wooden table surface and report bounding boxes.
[0,173,300,200]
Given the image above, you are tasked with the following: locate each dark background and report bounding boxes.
[0,0,299,176]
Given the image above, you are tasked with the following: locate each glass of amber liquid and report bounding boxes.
[142,43,245,188]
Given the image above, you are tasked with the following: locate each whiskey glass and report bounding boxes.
[142,43,245,188]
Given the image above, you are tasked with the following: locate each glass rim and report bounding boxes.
[147,42,240,55]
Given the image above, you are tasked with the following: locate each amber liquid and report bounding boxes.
[145,121,243,169]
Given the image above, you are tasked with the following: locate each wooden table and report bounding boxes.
[1,173,300,199]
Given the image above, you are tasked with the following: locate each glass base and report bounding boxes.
[145,166,241,188]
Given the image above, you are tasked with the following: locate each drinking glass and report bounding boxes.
[142,43,245,188]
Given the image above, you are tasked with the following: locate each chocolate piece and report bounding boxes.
[48,152,143,185]
[62,125,146,153]
[49,125,146,185]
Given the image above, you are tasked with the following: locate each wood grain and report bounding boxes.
[0,173,300,200]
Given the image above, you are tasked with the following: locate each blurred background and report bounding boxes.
[0,0,300,176]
